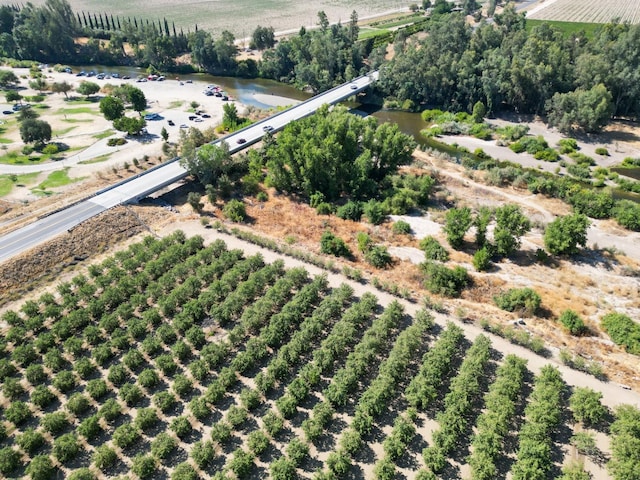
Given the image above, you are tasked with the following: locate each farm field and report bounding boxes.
[7,0,409,37]
[527,0,640,24]
[0,231,636,479]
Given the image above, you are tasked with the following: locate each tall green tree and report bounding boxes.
[546,84,613,133]
[544,213,590,255]
[493,204,531,257]
[20,119,51,145]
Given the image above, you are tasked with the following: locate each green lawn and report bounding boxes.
[93,129,116,140]
[0,172,40,196]
[526,19,603,38]
[56,106,98,115]
[79,153,112,164]
[0,150,49,165]
[53,126,77,136]
[32,168,85,194]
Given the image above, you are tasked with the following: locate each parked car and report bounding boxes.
[2,110,13,115]
[179,124,188,129]
[167,120,175,126]
[188,115,197,121]
[202,114,211,118]
[194,117,203,123]
[144,113,161,120]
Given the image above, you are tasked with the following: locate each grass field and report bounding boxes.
[526,19,603,38]
[18,0,410,37]
[527,0,640,24]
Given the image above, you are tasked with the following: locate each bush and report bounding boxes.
[107,137,126,147]
[68,468,96,480]
[223,199,247,222]
[472,246,491,271]
[31,386,56,408]
[392,220,411,234]
[78,415,101,440]
[86,379,109,400]
[42,144,58,155]
[364,199,387,225]
[595,147,609,156]
[557,138,578,153]
[559,310,587,335]
[191,440,216,468]
[494,288,541,316]
[336,201,363,221]
[320,231,351,258]
[66,393,90,415]
[421,261,469,297]
[534,148,560,162]
[614,200,640,231]
[315,202,333,215]
[419,236,449,261]
[365,245,393,268]
[601,312,640,355]
[135,408,159,431]
[229,448,254,479]
[154,391,177,413]
[5,401,32,425]
[138,368,161,388]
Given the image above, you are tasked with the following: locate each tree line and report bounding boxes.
[377,6,640,130]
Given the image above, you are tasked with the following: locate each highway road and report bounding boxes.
[0,72,378,263]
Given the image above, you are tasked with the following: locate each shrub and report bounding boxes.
[98,398,122,422]
[601,312,640,355]
[42,144,58,155]
[557,138,578,154]
[107,364,128,386]
[364,199,387,225]
[614,200,640,231]
[559,310,587,335]
[472,246,492,271]
[138,368,161,388]
[52,370,76,392]
[5,401,31,425]
[336,201,363,221]
[223,199,246,222]
[365,245,393,268]
[392,220,412,234]
[107,137,126,147]
[315,202,333,215]
[286,438,309,466]
[119,382,144,406]
[320,231,351,258]
[534,148,560,162]
[595,147,608,156]
[421,261,469,297]
[494,288,541,316]
[420,236,449,261]
[3,377,24,400]
[68,468,96,480]
[173,374,194,398]
[31,385,57,409]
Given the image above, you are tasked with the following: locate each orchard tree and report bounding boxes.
[99,96,124,120]
[544,213,590,255]
[569,387,606,427]
[20,119,51,145]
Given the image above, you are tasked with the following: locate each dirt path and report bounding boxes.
[157,219,640,410]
